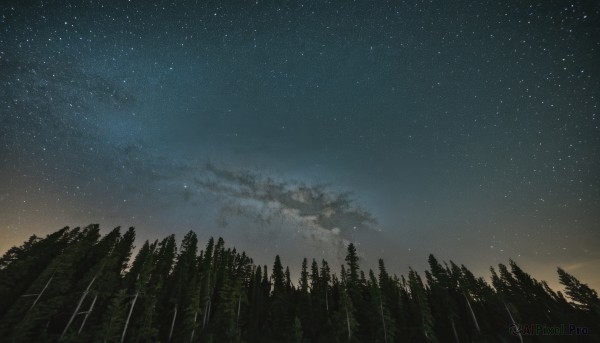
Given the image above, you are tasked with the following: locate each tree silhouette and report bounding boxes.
[1,225,599,342]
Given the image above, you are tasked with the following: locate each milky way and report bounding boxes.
[1,0,599,289]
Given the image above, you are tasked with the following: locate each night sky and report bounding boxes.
[1,0,599,290]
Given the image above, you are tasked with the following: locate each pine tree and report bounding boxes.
[332,279,357,342]
[246,265,267,342]
[0,227,70,320]
[150,235,177,341]
[508,259,565,325]
[448,262,494,340]
[120,240,158,343]
[345,243,359,290]
[1,225,599,343]
[321,260,332,315]
[378,259,400,342]
[160,231,198,342]
[557,267,600,314]
[297,258,312,340]
[425,255,460,342]
[266,255,293,342]
[367,269,394,343]
[96,288,130,342]
[4,225,101,342]
[408,268,437,343]
[64,227,136,342]
[211,256,244,343]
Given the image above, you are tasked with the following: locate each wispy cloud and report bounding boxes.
[195,163,377,254]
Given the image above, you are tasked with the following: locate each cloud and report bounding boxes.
[195,163,377,254]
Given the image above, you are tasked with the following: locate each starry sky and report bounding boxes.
[1,0,599,290]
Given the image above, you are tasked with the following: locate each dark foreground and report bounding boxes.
[0,225,598,342]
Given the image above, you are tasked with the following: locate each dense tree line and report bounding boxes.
[0,225,598,342]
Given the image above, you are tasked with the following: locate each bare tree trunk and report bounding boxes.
[121,289,139,343]
[78,294,98,335]
[325,288,329,313]
[451,317,460,343]
[207,300,211,322]
[168,304,178,342]
[236,294,241,328]
[464,293,480,333]
[60,273,98,340]
[202,300,208,328]
[345,305,351,341]
[379,294,387,343]
[24,272,55,312]
[190,310,199,342]
[202,299,211,328]
[504,301,523,343]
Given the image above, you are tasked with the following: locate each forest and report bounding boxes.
[0,225,598,342]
